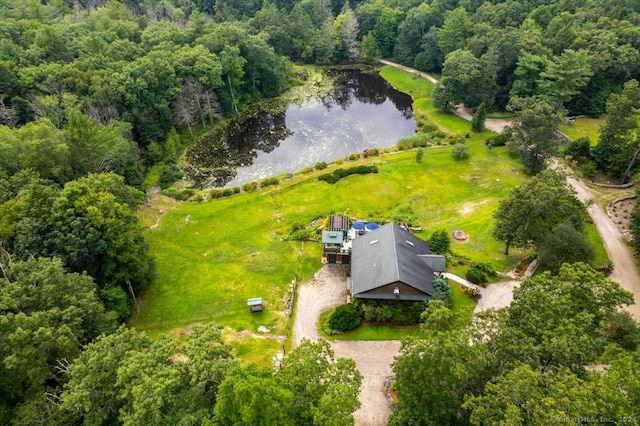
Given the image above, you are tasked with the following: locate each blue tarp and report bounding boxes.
[365,223,380,231]
[352,221,366,230]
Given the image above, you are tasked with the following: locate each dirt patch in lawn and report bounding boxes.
[458,200,490,216]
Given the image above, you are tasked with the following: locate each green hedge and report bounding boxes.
[357,300,427,325]
[318,165,379,184]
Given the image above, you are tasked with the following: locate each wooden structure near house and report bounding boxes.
[247,297,264,313]
[322,215,351,264]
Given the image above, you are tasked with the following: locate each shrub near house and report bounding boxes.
[328,303,362,332]
[466,267,487,285]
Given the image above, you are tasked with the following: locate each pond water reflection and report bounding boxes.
[184,69,416,188]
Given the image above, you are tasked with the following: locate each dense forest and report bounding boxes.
[2,0,640,424]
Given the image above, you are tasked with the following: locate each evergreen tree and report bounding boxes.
[471,102,487,132]
[428,229,451,254]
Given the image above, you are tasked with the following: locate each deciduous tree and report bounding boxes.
[359,31,380,64]
[280,339,362,426]
[492,169,582,255]
[212,365,294,426]
[464,365,616,425]
[391,325,494,425]
[0,257,116,423]
[0,119,71,184]
[591,79,640,182]
[495,263,633,371]
[505,96,562,175]
[333,6,359,63]
[371,6,402,58]
[536,221,595,274]
[62,325,234,426]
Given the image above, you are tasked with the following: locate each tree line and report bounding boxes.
[2,0,640,184]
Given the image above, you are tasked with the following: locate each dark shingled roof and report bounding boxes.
[351,223,436,299]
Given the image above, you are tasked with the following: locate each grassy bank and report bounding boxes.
[558,117,603,144]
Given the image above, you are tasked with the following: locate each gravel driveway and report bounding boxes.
[474,281,520,313]
[566,172,640,320]
[292,265,400,426]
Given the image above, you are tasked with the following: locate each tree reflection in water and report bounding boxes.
[184,101,291,188]
[184,69,414,188]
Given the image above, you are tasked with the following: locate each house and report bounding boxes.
[322,215,351,264]
[350,223,445,302]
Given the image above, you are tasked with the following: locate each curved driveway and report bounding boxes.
[292,265,400,426]
[566,172,640,319]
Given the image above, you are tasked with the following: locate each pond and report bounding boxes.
[184,68,416,188]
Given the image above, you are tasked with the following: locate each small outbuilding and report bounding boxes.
[247,297,264,313]
[322,215,352,264]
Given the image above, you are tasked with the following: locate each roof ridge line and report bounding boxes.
[391,224,400,281]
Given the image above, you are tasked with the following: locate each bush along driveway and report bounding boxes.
[292,265,399,426]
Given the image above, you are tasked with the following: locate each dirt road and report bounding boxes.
[292,265,400,426]
[379,59,512,133]
[566,173,640,319]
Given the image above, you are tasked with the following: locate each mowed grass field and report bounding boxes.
[132,65,606,364]
[558,117,603,144]
[133,143,528,356]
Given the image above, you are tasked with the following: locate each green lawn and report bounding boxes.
[133,143,525,363]
[318,309,424,340]
[380,66,478,135]
[558,117,603,145]
[132,65,608,364]
[585,222,611,267]
[448,281,477,329]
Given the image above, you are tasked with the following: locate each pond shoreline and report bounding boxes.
[182,66,417,189]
